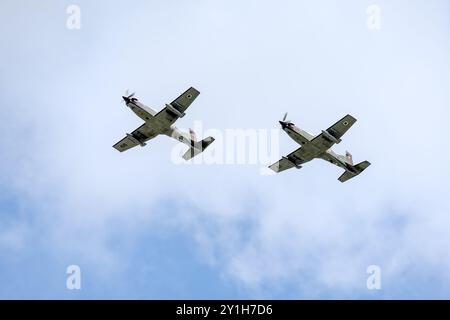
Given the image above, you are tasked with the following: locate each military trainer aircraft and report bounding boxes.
[269,113,370,182]
[113,87,215,160]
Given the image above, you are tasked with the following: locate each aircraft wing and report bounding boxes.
[113,123,158,152]
[311,114,357,150]
[171,87,200,113]
[269,157,297,173]
[269,147,309,173]
[154,87,200,126]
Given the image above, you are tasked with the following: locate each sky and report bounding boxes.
[0,0,450,299]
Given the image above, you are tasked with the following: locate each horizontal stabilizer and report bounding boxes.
[182,147,202,160]
[338,171,356,183]
[182,136,215,160]
[338,160,371,183]
[200,136,215,150]
[354,160,371,172]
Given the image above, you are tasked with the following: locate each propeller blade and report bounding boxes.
[124,89,135,98]
[281,112,292,124]
[122,89,136,104]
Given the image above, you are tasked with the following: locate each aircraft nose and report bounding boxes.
[122,96,130,103]
[279,121,287,128]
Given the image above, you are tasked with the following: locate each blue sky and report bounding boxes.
[1,0,450,299]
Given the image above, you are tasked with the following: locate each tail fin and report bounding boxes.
[338,160,371,183]
[189,128,197,144]
[346,151,353,165]
[182,136,215,160]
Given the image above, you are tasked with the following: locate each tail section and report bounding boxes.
[345,151,353,165]
[354,160,371,172]
[189,128,197,146]
[182,136,215,160]
[335,150,354,165]
[200,136,215,150]
[338,160,371,183]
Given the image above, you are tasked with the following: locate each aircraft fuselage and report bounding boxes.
[281,122,349,170]
[125,98,194,148]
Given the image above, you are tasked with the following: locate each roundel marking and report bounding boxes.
[187,94,192,99]
[343,121,349,126]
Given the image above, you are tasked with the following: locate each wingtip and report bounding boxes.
[190,86,200,94]
[268,164,280,173]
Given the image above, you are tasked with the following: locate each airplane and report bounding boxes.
[269,113,370,182]
[113,87,215,160]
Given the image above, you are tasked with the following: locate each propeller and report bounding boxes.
[122,90,136,104]
[125,89,135,99]
[280,112,293,127]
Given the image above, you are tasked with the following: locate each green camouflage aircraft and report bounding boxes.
[113,87,214,160]
[269,113,370,182]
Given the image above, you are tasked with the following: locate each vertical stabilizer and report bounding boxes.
[346,151,353,165]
